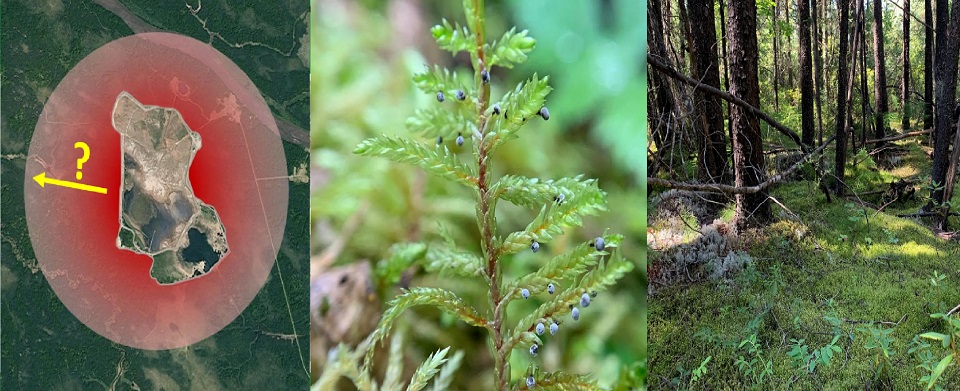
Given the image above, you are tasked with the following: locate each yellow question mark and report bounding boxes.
[74,142,90,180]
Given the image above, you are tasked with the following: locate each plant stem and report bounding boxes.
[467,1,507,389]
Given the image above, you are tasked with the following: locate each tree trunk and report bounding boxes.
[929,0,960,225]
[813,0,825,146]
[835,0,852,195]
[924,0,934,136]
[720,0,733,145]
[728,0,772,227]
[689,0,730,183]
[902,0,911,132]
[873,0,890,147]
[800,0,816,146]
[785,0,796,89]
[773,3,782,111]
[859,0,869,148]
[647,0,677,157]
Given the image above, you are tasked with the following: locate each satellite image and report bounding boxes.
[2,1,311,389]
[114,92,230,285]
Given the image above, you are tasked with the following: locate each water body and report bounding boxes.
[180,228,222,272]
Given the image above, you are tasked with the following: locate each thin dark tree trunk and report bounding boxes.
[813,0,825,146]
[928,0,960,227]
[785,0,796,88]
[728,0,772,227]
[873,0,890,147]
[689,0,730,183]
[679,0,692,58]
[924,0,935,136]
[902,0,912,132]
[720,0,733,146]
[800,0,816,146]
[773,2,782,111]
[859,0,869,148]
[648,0,677,156]
[835,0,852,195]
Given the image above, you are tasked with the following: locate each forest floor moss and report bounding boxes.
[648,139,960,389]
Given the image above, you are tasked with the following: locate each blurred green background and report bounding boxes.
[310,0,646,389]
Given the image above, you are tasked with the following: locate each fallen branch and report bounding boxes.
[864,129,933,144]
[647,53,808,152]
[947,304,960,317]
[896,211,960,218]
[648,135,836,194]
[842,313,908,327]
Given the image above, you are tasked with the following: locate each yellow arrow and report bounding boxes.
[33,172,108,194]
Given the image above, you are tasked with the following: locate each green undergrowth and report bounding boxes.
[649,140,960,389]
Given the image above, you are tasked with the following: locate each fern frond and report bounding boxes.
[365,287,488,369]
[314,336,377,391]
[508,234,623,297]
[378,243,428,287]
[406,347,451,391]
[483,73,552,152]
[354,135,477,187]
[500,184,607,254]
[491,175,598,210]
[429,350,464,391]
[413,65,468,96]
[382,330,406,391]
[405,107,477,139]
[487,28,536,69]
[506,253,634,353]
[431,19,474,54]
[519,371,601,391]
[423,244,485,278]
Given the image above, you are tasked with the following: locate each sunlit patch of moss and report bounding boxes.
[648,137,960,389]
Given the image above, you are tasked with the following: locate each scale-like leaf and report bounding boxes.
[500,183,606,254]
[509,234,623,297]
[413,65,467,96]
[507,253,634,353]
[423,244,485,278]
[491,175,598,210]
[406,347,451,391]
[429,350,464,391]
[432,19,474,54]
[488,28,536,69]
[483,73,552,152]
[365,287,488,369]
[406,107,476,139]
[355,135,477,188]
[520,371,601,391]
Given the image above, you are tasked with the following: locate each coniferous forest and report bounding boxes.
[648,0,960,387]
